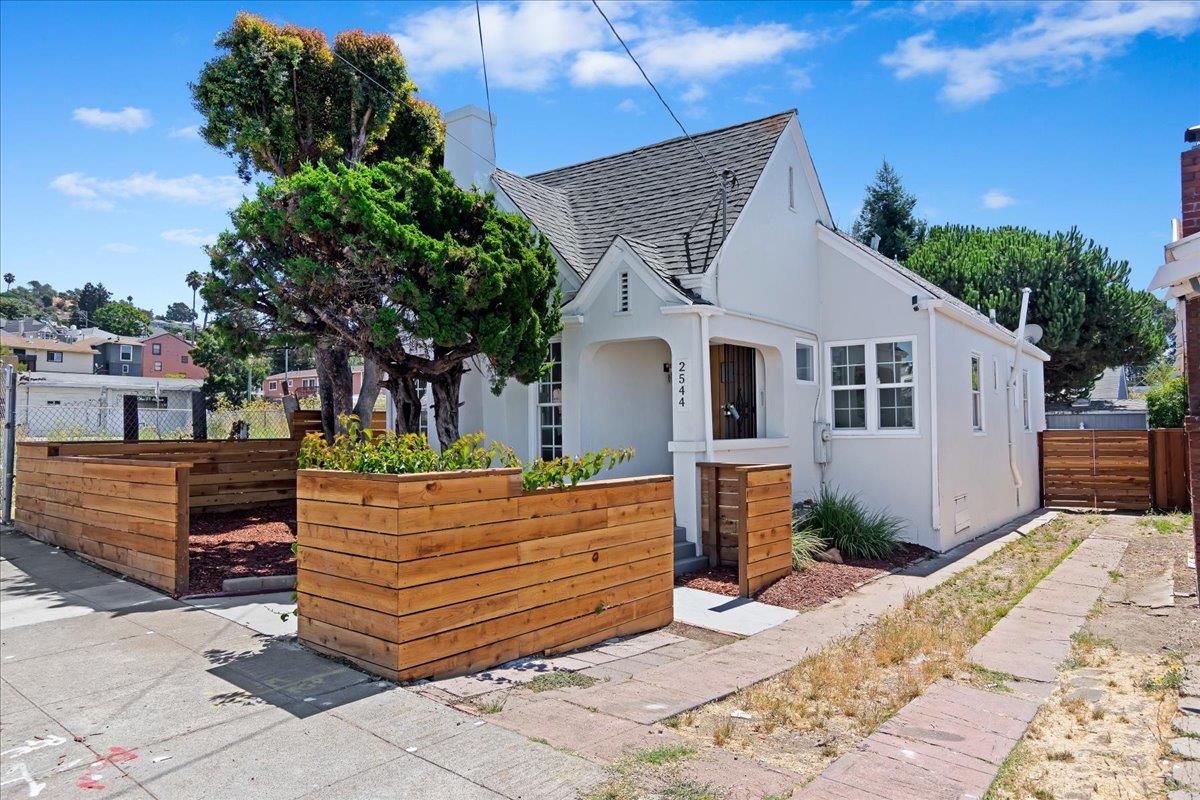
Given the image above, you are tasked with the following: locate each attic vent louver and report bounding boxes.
[617,271,630,313]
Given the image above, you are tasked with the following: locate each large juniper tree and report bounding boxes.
[907,225,1169,401]
[204,160,562,445]
[851,160,927,262]
[191,11,443,437]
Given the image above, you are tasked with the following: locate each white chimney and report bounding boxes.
[443,105,496,192]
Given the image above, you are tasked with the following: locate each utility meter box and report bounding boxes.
[813,420,832,465]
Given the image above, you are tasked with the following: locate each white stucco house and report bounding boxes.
[441,106,1048,565]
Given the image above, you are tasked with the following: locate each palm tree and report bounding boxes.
[2,273,13,291]
[185,270,204,340]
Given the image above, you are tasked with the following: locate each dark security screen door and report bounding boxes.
[710,344,757,440]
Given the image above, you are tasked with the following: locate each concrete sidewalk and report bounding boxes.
[0,531,605,800]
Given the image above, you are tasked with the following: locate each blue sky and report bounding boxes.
[1,0,1197,315]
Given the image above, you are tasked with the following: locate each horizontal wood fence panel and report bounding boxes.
[296,468,674,681]
[1040,430,1153,511]
[14,446,187,594]
[699,462,793,597]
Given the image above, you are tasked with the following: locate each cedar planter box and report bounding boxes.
[698,462,793,597]
[295,468,675,681]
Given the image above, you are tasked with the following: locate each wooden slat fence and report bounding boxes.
[1039,429,1188,511]
[698,462,793,597]
[46,439,301,511]
[295,468,675,681]
[14,444,188,594]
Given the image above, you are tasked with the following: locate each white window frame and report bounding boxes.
[794,338,816,384]
[268,381,277,391]
[152,343,161,355]
[616,271,630,314]
[121,364,130,375]
[119,344,133,362]
[531,340,563,461]
[1021,369,1032,431]
[153,361,162,372]
[47,351,63,363]
[970,352,985,434]
[825,336,918,437]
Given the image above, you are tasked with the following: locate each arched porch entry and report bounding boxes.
[578,337,674,479]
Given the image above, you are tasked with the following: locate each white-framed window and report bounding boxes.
[119,344,133,362]
[1021,370,1031,431]
[536,341,563,460]
[876,341,914,429]
[152,343,161,355]
[787,165,795,210]
[970,353,984,433]
[616,271,630,313]
[153,361,162,372]
[830,343,867,430]
[287,379,294,387]
[795,340,815,383]
[181,355,189,364]
[828,338,916,433]
[47,351,63,363]
[268,381,277,391]
[121,364,130,375]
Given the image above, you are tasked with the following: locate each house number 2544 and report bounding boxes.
[675,359,689,409]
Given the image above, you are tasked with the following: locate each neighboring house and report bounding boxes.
[81,335,144,376]
[1,318,67,338]
[1045,367,1148,430]
[262,365,365,401]
[0,333,96,374]
[439,106,1049,556]
[1151,125,1200,371]
[142,332,206,379]
[12,372,201,439]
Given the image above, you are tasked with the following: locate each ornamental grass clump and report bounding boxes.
[794,486,902,560]
[298,415,633,491]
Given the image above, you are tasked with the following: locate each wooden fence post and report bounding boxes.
[191,392,207,441]
[122,395,138,441]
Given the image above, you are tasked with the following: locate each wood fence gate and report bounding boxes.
[1039,429,1189,511]
[698,462,793,597]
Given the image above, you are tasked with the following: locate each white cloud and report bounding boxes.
[101,242,138,253]
[50,172,246,210]
[680,84,707,104]
[71,106,152,132]
[883,1,1200,105]
[615,98,642,114]
[161,228,217,247]
[982,189,1015,209]
[169,125,201,140]
[393,1,813,92]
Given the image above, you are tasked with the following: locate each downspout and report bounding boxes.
[1007,288,1032,500]
[927,303,941,535]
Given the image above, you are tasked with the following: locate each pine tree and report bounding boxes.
[851,160,927,262]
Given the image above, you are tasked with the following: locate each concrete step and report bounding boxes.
[673,540,695,562]
[673,525,687,542]
[674,554,709,576]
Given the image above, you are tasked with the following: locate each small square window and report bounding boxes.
[795,342,814,382]
[121,364,130,375]
[153,361,162,372]
[268,381,277,391]
[152,343,161,355]
[180,355,189,364]
[47,351,63,363]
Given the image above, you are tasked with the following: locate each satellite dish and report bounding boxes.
[1024,324,1044,345]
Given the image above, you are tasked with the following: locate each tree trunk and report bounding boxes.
[382,374,422,434]
[353,358,381,429]
[431,364,464,448]
[315,341,353,441]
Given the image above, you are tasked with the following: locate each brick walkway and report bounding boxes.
[793,522,1129,800]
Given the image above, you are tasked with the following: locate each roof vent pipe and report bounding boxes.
[869,234,881,251]
[989,308,997,324]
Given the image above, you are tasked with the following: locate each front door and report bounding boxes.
[710,344,757,439]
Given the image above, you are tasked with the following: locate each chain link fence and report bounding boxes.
[7,401,292,442]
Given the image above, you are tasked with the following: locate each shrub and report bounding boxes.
[1145,373,1186,428]
[298,415,633,491]
[794,486,903,560]
[790,525,824,570]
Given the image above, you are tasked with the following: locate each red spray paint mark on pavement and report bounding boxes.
[75,747,139,790]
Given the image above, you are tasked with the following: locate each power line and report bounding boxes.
[589,0,720,183]
[475,0,497,158]
[330,49,496,168]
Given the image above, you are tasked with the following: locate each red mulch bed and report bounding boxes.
[187,501,297,595]
[675,543,932,611]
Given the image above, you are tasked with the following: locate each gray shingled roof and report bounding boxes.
[493,111,794,280]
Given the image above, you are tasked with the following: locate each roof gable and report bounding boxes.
[493,111,794,281]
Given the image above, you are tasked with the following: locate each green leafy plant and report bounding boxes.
[298,415,633,491]
[1145,373,1186,428]
[790,524,825,570]
[794,486,903,560]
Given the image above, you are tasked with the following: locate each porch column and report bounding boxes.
[665,315,713,555]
